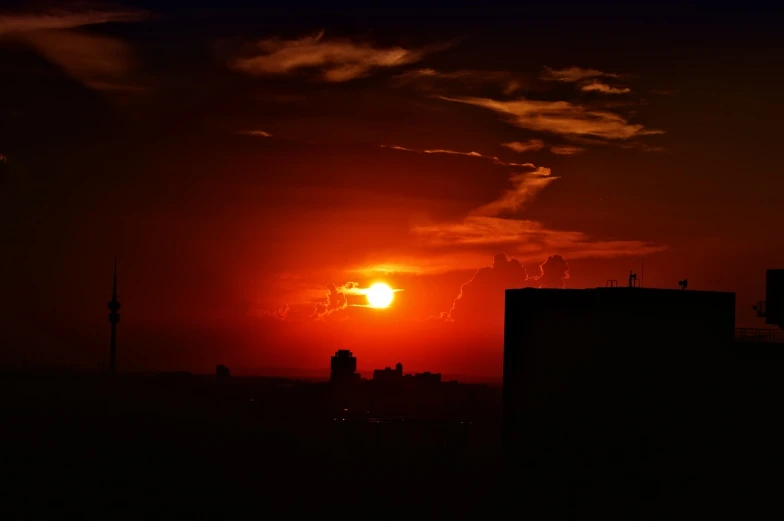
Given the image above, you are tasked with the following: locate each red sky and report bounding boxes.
[1,3,782,378]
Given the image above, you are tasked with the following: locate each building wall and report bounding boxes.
[766,269,784,328]
[503,287,736,471]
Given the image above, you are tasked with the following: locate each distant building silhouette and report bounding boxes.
[216,365,230,380]
[373,362,403,383]
[372,362,443,386]
[330,350,360,383]
[107,258,120,375]
[409,371,442,385]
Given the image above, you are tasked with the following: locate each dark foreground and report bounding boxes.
[3,368,784,519]
[2,373,503,518]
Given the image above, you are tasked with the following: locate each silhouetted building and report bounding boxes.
[502,286,738,512]
[330,350,360,383]
[216,364,230,379]
[373,362,403,383]
[503,286,735,466]
[411,371,442,385]
[107,258,120,375]
[765,269,784,330]
[738,269,784,359]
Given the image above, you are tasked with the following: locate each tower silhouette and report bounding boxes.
[108,258,121,375]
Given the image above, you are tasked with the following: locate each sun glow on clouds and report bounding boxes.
[230,30,434,82]
[379,144,533,168]
[470,167,557,216]
[549,144,586,155]
[580,82,631,95]
[370,146,667,277]
[540,66,619,83]
[309,282,402,312]
[438,95,663,140]
[501,140,545,153]
[345,283,403,306]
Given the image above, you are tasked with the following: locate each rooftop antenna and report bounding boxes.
[678,279,688,290]
[628,271,638,288]
[108,257,121,375]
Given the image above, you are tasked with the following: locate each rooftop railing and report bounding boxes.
[735,328,784,343]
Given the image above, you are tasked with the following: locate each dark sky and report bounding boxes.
[1,2,782,377]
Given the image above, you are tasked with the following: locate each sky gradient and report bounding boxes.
[2,2,783,378]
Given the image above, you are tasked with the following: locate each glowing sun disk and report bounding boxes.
[366,283,394,308]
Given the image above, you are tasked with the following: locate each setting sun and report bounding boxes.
[366,282,394,308]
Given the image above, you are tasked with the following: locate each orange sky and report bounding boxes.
[1,3,782,378]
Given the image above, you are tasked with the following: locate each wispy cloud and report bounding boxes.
[396,68,474,81]
[395,68,524,94]
[237,130,273,138]
[422,149,530,167]
[564,135,665,153]
[471,167,557,217]
[0,8,148,34]
[549,144,586,155]
[501,140,545,153]
[580,81,630,95]
[312,282,351,319]
[263,304,290,320]
[22,29,144,93]
[0,7,149,93]
[620,142,666,153]
[380,144,534,168]
[541,66,620,83]
[231,30,439,82]
[412,216,666,258]
[438,95,663,140]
